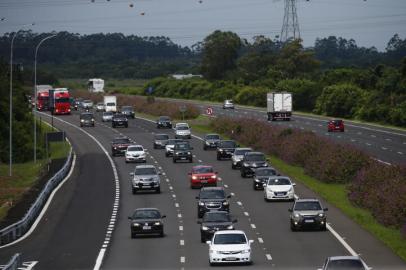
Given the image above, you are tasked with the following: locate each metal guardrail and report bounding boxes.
[0,253,21,270]
[0,146,73,246]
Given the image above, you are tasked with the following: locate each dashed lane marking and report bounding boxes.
[224,184,228,188]
[266,254,272,260]
[180,240,185,246]
[237,201,242,206]
[175,203,180,208]
[251,224,256,229]
[244,212,249,216]
[258,238,264,243]
[382,147,388,150]
[178,214,182,218]
[398,152,403,155]
[180,257,186,263]
[179,226,184,231]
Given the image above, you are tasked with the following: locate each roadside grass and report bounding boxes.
[60,78,146,95]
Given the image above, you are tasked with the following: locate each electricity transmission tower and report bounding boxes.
[280,0,300,42]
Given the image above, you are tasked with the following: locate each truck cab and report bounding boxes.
[267,92,292,121]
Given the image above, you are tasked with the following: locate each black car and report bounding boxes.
[173,141,193,163]
[80,112,95,127]
[111,137,132,156]
[121,106,135,118]
[289,199,328,231]
[216,140,238,160]
[112,113,128,128]
[203,134,221,150]
[128,208,166,238]
[198,211,237,243]
[156,116,172,129]
[253,167,278,190]
[153,134,169,149]
[240,152,269,178]
[196,187,231,218]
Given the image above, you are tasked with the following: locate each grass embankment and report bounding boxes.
[0,123,71,223]
[61,78,145,95]
[135,111,406,261]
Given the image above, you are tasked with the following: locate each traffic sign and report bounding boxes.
[206,107,213,115]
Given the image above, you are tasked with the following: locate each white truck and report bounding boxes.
[267,92,292,121]
[103,95,117,112]
[88,78,105,93]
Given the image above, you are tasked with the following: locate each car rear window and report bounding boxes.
[267,178,291,185]
[133,210,160,219]
[220,141,236,148]
[134,167,156,175]
[327,259,364,269]
[245,154,265,161]
[155,134,169,140]
[127,146,143,151]
[193,167,214,174]
[200,189,225,199]
[204,212,230,223]
[294,201,322,211]
[255,168,276,176]
[234,149,251,155]
[206,134,220,140]
[113,139,131,144]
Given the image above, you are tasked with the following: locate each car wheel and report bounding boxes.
[173,158,176,163]
[253,184,257,190]
[241,171,246,178]
[201,234,206,243]
[131,232,136,238]
[321,224,327,231]
[132,188,136,194]
[189,158,193,163]
[125,125,128,128]
[165,152,169,157]
[156,187,161,194]
[290,222,297,231]
[217,155,221,161]
[125,160,128,163]
[231,163,236,169]
[159,230,164,237]
[203,145,207,150]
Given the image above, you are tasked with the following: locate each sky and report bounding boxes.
[0,0,405,51]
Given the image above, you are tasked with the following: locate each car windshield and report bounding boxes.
[56,98,70,103]
[234,149,251,155]
[267,178,291,185]
[159,116,170,121]
[122,106,132,111]
[294,201,322,211]
[81,114,93,119]
[204,212,230,223]
[113,139,130,144]
[332,120,342,126]
[220,141,236,148]
[113,115,126,119]
[200,190,225,199]
[134,167,157,175]
[133,210,161,219]
[106,102,115,106]
[155,134,169,140]
[97,103,103,106]
[193,167,213,174]
[127,146,143,152]
[327,259,364,269]
[84,100,91,103]
[245,154,265,161]
[103,112,113,116]
[255,168,276,176]
[175,143,190,150]
[213,233,246,245]
[206,134,220,140]
[167,139,182,145]
[177,126,189,130]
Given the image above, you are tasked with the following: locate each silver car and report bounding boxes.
[165,139,184,157]
[96,102,105,112]
[231,147,252,169]
[130,165,161,194]
[174,123,191,139]
[222,99,234,109]
[102,111,114,122]
[318,256,369,270]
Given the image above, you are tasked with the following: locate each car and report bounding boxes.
[222,99,235,109]
[112,113,128,128]
[165,139,184,157]
[231,147,252,169]
[128,208,166,238]
[111,137,132,156]
[173,141,193,163]
[153,133,169,149]
[264,176,296,201]
[252,167,278,190]
[318,256,369,270]
[102,111,114,122]
[82,99,93,109]
[156,116,172,129]
[174,123,191,139]
[289,198,328,231]
[240,152,269,178]
[203,134,221,150]
[130,164,161,194]
[95,102,105,112]
[216,140,238,160]
[125,145,147,163]
[328,119,344,132]
[189,165,218,189]
[121,106,135,118]
[207,230,253,265]
[196,187,231,218]
[198,211,237,243]
[79,112,95,127]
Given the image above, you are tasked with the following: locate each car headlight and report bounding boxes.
[205,141,210,145]
[254,178,261,182]
[199,202,205,206]
[243,163,249,167]
[294,213,300,218]
[113,147,117,149]
[319,213,325,218]
[192,176,198,180]
[187,152,191,155]
[288,187,293,193]
[219,149,224,152]
[91,118,94,121]
[132,223,140,227]
[202,226,209,231]
[222,201,229,206]
[211,175,217,179]
[80,119,84,122]
[226,225,234,230]
[154,222,161,226]
[241,249,250,254]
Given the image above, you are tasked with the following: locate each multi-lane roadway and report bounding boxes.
[0,109,405,270]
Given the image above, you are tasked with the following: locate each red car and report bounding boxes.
[189,165,218,189]
[328,119,344,132]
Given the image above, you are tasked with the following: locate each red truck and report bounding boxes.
[36,85,52,111]
[49,88,71,115]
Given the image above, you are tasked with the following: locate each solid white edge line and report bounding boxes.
[0,141,76,249]
[327,224,358,256]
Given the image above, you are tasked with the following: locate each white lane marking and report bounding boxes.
[224,184,228,188]
[172,194,176,198]
[374,159,392,166]
[230,192,235,196]
[266,254,272,260]
[198,159,202,163]
[251,224,256,229]
[381,147,388,150]
[178,214,182,218]
[169,186,173,190]
[166,179,170,183]
[351,139,356,142]
[180,240,185,246]
[366,143,371,146]
[398,152,403,155]
[370,135,376,138]
[386,138,392,141]
[258,237,264,243]
[294,194,299,200]
[180,257,186,263]
[327,224,358,256]
[237,201,242,206]
[244,212,249,216]
[179,226,183,231]
[175,203,180,208]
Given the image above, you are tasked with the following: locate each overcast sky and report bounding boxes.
[0,0,405,51]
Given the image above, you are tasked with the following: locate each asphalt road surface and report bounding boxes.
[1,110,405,270]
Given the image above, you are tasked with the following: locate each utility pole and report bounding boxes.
[280,0,300,42]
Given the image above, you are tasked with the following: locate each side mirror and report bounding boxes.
[288,209,293,212]
[128,216,132,220]
[232,219,238,223]
[197,220,202,224]
[292,183,296,186]
[249,240,254,244]
[195,196,199,199]
[206,241,211,245]
[323,208,328,211]
[130,172,134,176]
[227,195,232,199]
[161,215,167,219]
[144,148,148,151]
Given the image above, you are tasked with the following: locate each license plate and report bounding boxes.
[181,157,187,160]
[201,180,208,183]
[305,219,314,223]
[224,257,237,261]
[143,226,151,230]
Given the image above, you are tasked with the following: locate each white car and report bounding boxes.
[82,99,94,109]
[102,111,114,122]
[318,256,370,270]
[175,123,191,139]
[96,102,105,112]
[207,230,253,265]
[264,176,295,201]
[223,100,234,109]
[125,145,147,163]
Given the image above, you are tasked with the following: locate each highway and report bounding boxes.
[158,98,406,165]
[0,110,405,270]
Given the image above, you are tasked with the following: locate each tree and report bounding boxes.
[200,30,242,80]
[276,79,322,111]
